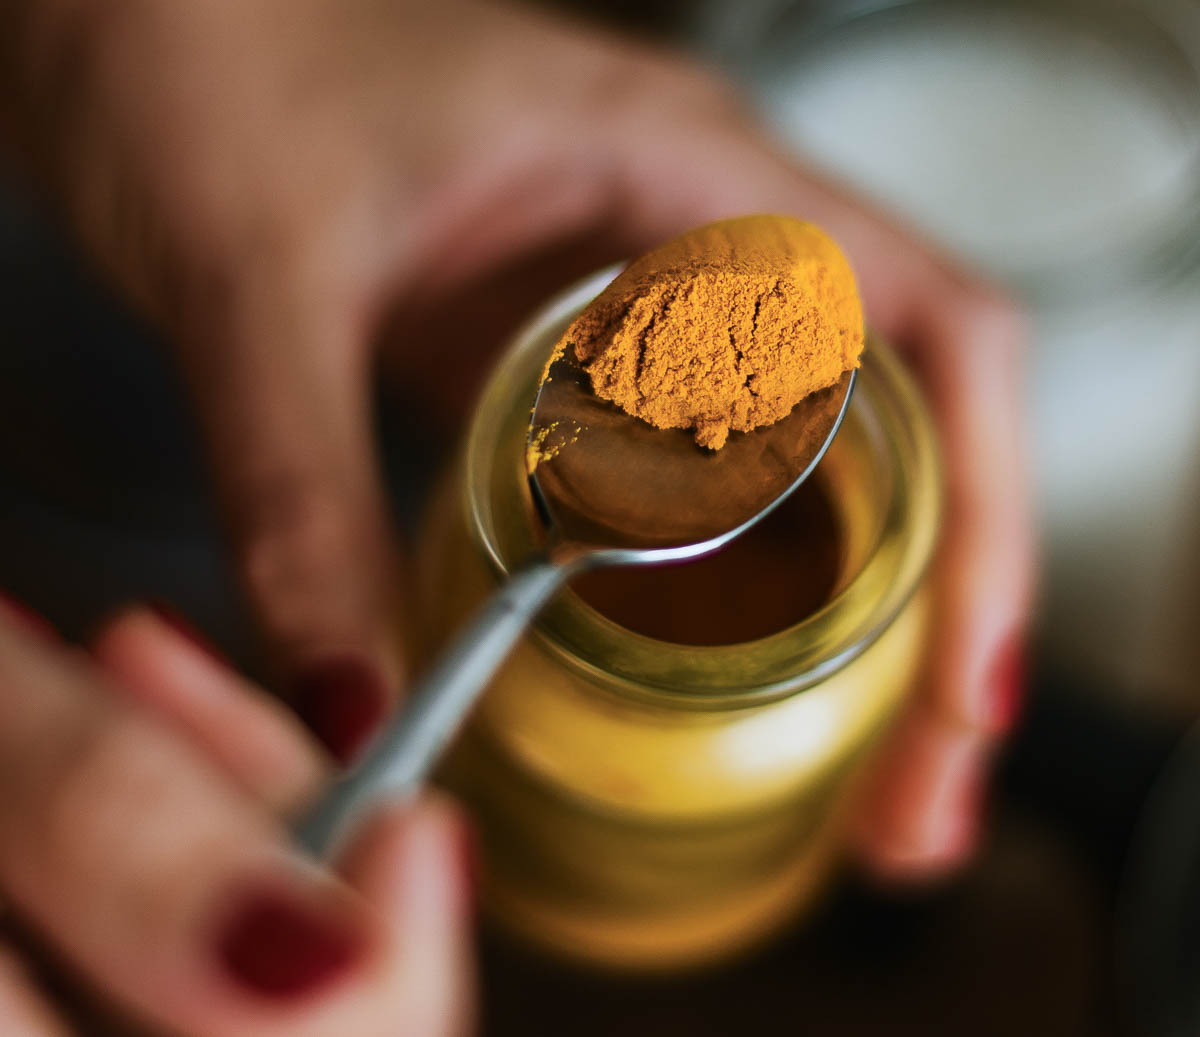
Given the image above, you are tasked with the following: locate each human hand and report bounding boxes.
[0,595,472,1036]
[2,0,1032,874]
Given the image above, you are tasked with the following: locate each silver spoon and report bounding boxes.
[295,350,856,856]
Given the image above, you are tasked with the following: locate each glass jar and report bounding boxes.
[417,267,941,970]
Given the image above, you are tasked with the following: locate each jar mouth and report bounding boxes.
[465,267,942,707]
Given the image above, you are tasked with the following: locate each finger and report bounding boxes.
[0,947,71,1037]
[905,291,1033,728]
[848,275,1030,871]
[851,702,992,878]
[175,260,399,765]
[89,604,328,814]
[0,620,469,1036]
[338,796,475,1037]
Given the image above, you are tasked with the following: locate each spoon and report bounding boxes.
[295,348,856,856]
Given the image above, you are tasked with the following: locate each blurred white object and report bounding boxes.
[751,2,1200,295]
[700,0,1200,704]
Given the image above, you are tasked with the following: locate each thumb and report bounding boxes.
[177,260,402,766]
[338,797,475,1037]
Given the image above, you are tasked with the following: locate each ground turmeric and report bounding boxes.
[553,215,864,449]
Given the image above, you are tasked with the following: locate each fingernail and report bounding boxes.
[148,600,229,665]
[0,591,59,642]
[216,882,367,1000]
[988,633,1027,733]
[291,657,388,765]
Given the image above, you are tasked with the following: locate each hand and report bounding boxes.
[3,0,1032,874]
[0,595,472,1036]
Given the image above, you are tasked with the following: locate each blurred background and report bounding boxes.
[2,0,1200,1033]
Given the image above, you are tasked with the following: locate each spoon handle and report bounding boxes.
[294,556,568,858]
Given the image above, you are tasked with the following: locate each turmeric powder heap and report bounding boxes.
[554,215,864,449]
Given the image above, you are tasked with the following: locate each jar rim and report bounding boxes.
[463,266,942,708]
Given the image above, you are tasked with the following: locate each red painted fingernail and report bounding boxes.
[0,591,59,643]
[216,883,367,1000]
[988,633,1027,733]
[291,657,388,765]
[148,600,229,665]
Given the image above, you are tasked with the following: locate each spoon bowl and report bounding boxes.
[531,353,855,560]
